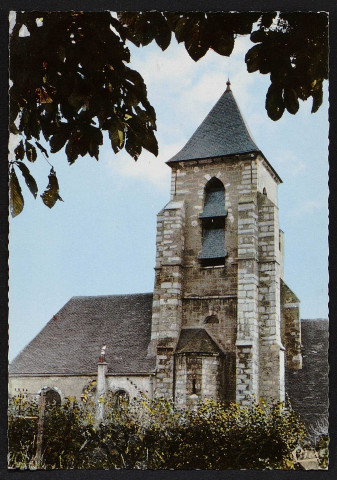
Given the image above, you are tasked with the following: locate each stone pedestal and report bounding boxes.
[96,362,107,423]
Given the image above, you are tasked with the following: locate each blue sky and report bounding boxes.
[9,33,329,361]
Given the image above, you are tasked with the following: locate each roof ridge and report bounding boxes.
[71,292,153,299]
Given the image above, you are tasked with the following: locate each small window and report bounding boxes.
[199,178,227,265]
[205,315,219,324]
[115,389,129,406]
[200,178,227,220]
[44,389,61,406]
[263,187,267,196]
[192,379,197,394]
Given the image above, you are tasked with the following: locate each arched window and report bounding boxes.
[199,178,227,266]
[205,315,219,324]
[44,389,61,406]
[263,187,267,196]
[114,389,129,406]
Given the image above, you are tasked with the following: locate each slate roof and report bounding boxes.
[167,85,260,164]
[286,319,329,426]
[176,328,222,354]
[9,294,155,375]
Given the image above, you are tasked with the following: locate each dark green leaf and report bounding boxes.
[141,129,158,156]
[10,168,24,217]
[250,30,267,44]
[284,87,299,115]
[65,137,80,164]
[36,141,49,158]
[50,132,69,153]
[184,19,209,62]
[258,12,277,30]
[245,44,263,73]
[14,140,25,161]
[125,131,142,160]
[210,33,234,57]
[16,162,38,198]
[311,88,323,113]
[186,39,209,62]
[266,83,285,121]
[174,17,191,43]
[10,122,19,135]
[25,141,37,162]
[155,18,171,51]
[109,125,124,153]
[41,168,63,208]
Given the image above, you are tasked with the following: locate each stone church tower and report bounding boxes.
[150,81,302,407]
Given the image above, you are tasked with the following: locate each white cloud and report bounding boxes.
[103,142,179,190]
[273,151,306,177]
[129,41,197,93]
[289,199,326,217]
[130,34,257,120]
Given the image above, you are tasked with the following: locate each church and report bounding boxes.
[9,82,328,425]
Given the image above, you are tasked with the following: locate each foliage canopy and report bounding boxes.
[9,11,328,215]
[8,394,311,470]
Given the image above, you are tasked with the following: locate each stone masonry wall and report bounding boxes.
[256,157,278,205]
[154,347,175,399]
[151,200,185,398]
[202,355,221,400]
[9,374,152,402]
[281,280,302,370]
[172,156,255,297]
[151,200,185,347]
[182,297,237,353]
[174,354,187,406]
[236,193,260,403]
[257,191,285,402]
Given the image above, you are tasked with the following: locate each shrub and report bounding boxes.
[306,416,329,469]
[8,394,308,470]
[8,394,39,469]
[143,400,306,469]
[42,397,99,469]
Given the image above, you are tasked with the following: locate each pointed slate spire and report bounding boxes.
[167,84,260,164]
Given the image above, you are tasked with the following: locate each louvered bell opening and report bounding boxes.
[200,228,226,265]
[199,189,227,219]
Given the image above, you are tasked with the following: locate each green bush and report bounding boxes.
[142,399,306,469]
[8,394,39,469]
[8,394,308,470]
[42,397,99,469]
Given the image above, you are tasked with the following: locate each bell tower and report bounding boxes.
[150,81,302,407]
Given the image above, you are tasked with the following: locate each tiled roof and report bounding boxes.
[167,87,259,164]
[286,319,329,426]
[9,294,155,375]
[176,328,221,354]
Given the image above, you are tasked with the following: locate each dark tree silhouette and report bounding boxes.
[9,11,328,216]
